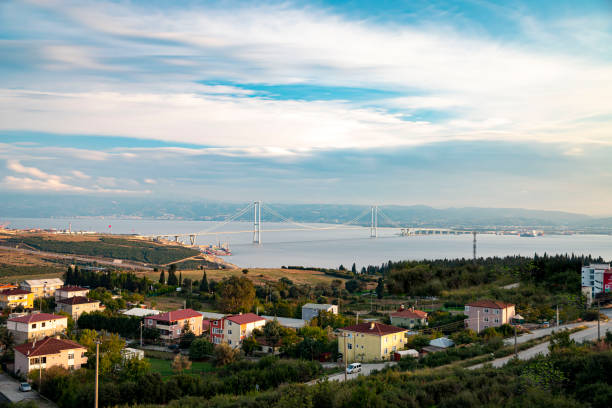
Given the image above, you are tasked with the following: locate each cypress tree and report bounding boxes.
[199,271,209,292]
[159,270,165,284]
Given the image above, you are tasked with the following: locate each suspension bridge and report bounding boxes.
[142,201,474,248]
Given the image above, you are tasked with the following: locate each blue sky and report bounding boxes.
[0,0,611,214]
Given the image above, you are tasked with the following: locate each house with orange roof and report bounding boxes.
[14,337,87,377]
[55,285,89,301]
[144,309,203,343]
[210,313,266,349]
[464,300,515,332]
[7,313,68,344]
[390,306,428,328]
[55,296,104,320]
[338,322,408,362]
[0,288,34,310]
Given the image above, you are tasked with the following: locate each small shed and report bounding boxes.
[393,349,419,361]
[429,337,454,349]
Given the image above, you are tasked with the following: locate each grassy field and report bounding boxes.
[147,357,214,378]
[141,267,348,287]
[0,248,65,283]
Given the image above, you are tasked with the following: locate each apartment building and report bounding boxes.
[581,264,611,302]
[55,296,104,320]
[20,278,64,299]
[464,300,515,332]
[144,309,203,343]
[338,322,408,362]
[7,313,68,344]
[55,286,89,301]
[14,337,87,377]
[210,313,266,348]
[0,289,34,310]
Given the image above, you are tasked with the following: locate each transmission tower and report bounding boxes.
[472,231,477,261]
[253,201,262,244]
[370,205,378,238]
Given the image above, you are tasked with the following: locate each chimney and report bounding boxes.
[369,322,375,330]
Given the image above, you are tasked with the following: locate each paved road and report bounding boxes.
[309,362,396,384]
[470,320,612,369]
[505,321,597,346]
[0,373,56,407]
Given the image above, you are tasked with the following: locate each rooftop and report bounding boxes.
[57,296,99,305]
[21,278,64,287]
[145,309,202,322]
[9,313,67,324]
[391,308,428,319]
[225,313,266,325]
[339,322,406,336]
[122,308,161,317]
[302,303,335,310]
[0,288,31,296]
[14,337,86,357]
[465,300,515,309]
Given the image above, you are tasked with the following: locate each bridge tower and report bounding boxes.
[472,231,477,261]
[370,205,378,238]
[253,201,262,244]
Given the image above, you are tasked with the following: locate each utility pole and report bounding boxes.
[39,360,42,396]
[343,332,348,382]
[95,342,99,408]
[598,299,601,340]
[477,310,480,333]
[556,305,559,328]
[140,322,143,347]
[514,324,518,357]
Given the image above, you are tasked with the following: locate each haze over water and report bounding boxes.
[5,218,612,268]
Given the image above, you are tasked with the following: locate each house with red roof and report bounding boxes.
[464,300,515,332]
[210,313,266,349]
[55,296,104,320]
[14,337,87,377]
[144,309,203,343]
[390,306,428,328]
[7,313,68,344]
[338,322,408,362]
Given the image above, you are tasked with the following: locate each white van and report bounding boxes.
[346,363,362,374]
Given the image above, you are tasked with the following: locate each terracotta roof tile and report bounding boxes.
[14,337,86,357]
[465,299,514,309]
[390,309,428,319]
[57,296,99,305]
[225,313,266,325]
[8,313,67,324]
[58,286,89,292]
[340,322,406,336]
[0,289,31,296]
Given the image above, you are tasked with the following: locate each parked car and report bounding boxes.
[19,383,31,392]
[346,363,362,374]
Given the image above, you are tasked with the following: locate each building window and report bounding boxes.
[392,346,396,352]
[384,348,387,354]
[228,340,232,345]
[41,357,46,363]
[484,308,489,313]
[68,353,74,360]
[81,352,86,358]
[228,330,232,335]
[484,317,489,322]
[465,306,470,311]
[494,318,499,323]
[495,310,500,315]
[31,324,36,329]
[347,343,352,350]
[42,322,46,327]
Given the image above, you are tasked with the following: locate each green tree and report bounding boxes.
[179,271,183,286]
[200,271,209,292]
[189,337,214,359]
[376,278,384,299]
[167,268,178,286]
[351,263,357,274]
[171,354,192,373]
[217,276,255,313]
[242,336,258,356]
[159,270,165,284]
[214,343,239,366]
[263,319,283,345]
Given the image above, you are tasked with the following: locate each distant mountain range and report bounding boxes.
[2,193,612,230]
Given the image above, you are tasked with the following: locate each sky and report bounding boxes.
[1,0,611,215]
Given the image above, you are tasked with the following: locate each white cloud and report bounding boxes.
[71,170,91,179]
[143,178,156,184]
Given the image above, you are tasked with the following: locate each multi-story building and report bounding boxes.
[7,313,69,344]
[144,309,203,343]
[464,300,515,332]
[14,337,87,377]
[301,303,338,321]
[338,322,408,362]
[0,284,18,291]
[581,264,612,302]
[55,286,89,301]
[210,313,266,348]
[390,306,428,328]
[0,289,34,310]
[55,296,104,320]
[20,278,64,299]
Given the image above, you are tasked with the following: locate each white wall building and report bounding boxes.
[581,263,611,302]
[301,303,338,321]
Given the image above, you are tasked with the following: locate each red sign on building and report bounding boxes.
[604,271,612,293]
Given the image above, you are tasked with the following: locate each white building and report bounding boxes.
[301,303,338,321]
[20,278,64,299]
[581,264,611,302]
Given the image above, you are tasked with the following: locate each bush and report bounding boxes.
[189,338,214,360]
